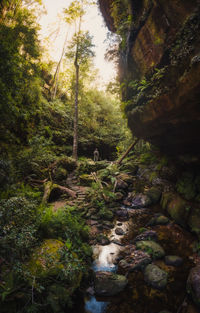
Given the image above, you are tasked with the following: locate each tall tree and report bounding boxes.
[64,0,95,161]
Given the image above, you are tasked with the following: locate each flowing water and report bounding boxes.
[85,218,133,313]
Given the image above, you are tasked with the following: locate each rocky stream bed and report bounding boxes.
[82,195,200,313]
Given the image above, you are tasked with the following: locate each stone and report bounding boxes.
[164,255,183,267]
[145,187,162,204]
[94,271,128,296]
[115,192,124,200]
[112,239,124,246]
[134,230,158,243]
[115,228,125,236]
[136,240,165,259]
[187,266,200,307]
[131,193,152,209]
[161,192,188,227]
[115,209,129,221]
[128,250,152,271]
[144,264,168,290]
[97,235,110,246]
[103,221,114,229]
[147,215,169,226]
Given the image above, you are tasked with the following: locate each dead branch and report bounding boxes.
[116,138,139,165]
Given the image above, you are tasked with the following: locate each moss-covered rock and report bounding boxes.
[26,239,65,278]
[95,271,128,296]
[98,208,114,221]
[144,264,168,290]
[145,187,162,205]
[136,240,165,259]
[161,192,188,227]
[79,174,94,186]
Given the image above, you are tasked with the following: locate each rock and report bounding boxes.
[128,250,152,271]
[188,207,200,239]
[187,266,200,307]
[97,235,110,246]
[117,222,123,226]
[144,264,168,290]
[27,239,65,278]
[115,228,125,236]
[99,209,114,221]
[136,240,165,259]
[165,255,183,266]
[116,177,128,191]
[115,209,129,221]
[147,215,169,226]
[131,193,152,209]
[79,174,94,186]
[112,239,124,246]
[161,192,188,227]
[145,187,162,204]
[94,271,128,296]
[134,230,158,243]
[103,221,114,229]
[118,259,130,270]
[115,192,124,200]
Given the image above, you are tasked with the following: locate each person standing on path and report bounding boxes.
[93,148,99,161]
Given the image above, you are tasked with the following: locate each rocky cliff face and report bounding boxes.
[99,0,200,157]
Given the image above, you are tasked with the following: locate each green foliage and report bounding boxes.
[0,197,39,261]
[38,205,90,260]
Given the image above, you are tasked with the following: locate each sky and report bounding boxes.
[39,0,116,86]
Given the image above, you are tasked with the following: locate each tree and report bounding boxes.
[64,0,95,161]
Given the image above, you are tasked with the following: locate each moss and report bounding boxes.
[27,239,65,278]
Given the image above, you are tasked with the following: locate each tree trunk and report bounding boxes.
[116,138,139,165]
[72,56,79,162]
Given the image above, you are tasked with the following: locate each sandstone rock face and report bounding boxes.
[99,0,200,157]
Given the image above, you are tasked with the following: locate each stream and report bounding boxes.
[85,212,133,313]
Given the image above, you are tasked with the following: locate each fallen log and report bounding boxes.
[42,181,76,204]
[116,138,139,165]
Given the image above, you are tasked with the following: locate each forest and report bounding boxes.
[0,0,200,313]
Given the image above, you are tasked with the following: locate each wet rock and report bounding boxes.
[115,228,125,236]
[134,230,158,243]
[117,222,123,226]
[112,239,123,246]
[136,240,165,259]
[86,286,95,296]
[95,271,128,296]
[147,215,169,226]
[90,215,100,220]
[144,264,168,290]
[86,219,99,226]
[103,221,114,229]
[128,250,152,271]
[187,266,200,307]
[118,259,130,270]
[115,209,129,221]
[131,193,152,209]
[97,235,110,246]
[164,255,183,266]
[145,187,162,205]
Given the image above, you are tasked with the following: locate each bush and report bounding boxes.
[0,197,39,261]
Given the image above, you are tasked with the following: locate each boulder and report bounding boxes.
[136,240,165,259]
[144,264,168,290]
[115,228,125,236]
[164,255,183,267]
[145,187,162,205]
[147,215,170,226]
[115,209,129,221]
[131,193,152,209]
[127,250,152,271]
[134,230,158,243]
[94,271,128,296]
[187,266,200,307]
